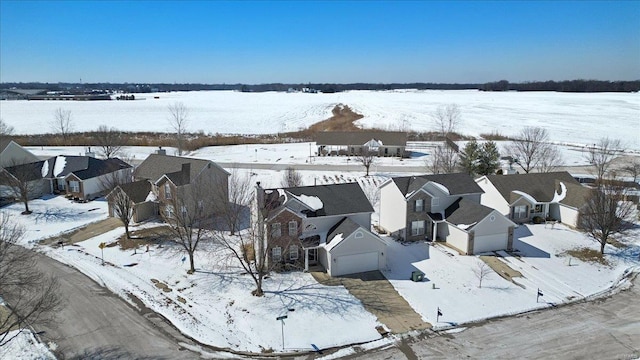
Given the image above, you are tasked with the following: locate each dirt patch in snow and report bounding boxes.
[308,104,364,132]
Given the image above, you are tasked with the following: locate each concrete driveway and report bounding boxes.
[313,270,431,334]
[41,217,122,246]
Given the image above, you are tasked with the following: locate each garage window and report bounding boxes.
[411,220,425,236]
[289,245,298,261]
[272,246,282,262]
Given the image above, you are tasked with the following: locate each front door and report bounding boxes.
[308,248,318,265]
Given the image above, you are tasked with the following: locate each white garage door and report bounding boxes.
[473,234,508,254]
[333,252,379,276]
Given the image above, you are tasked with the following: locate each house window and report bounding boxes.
[180,205,187,216]
[288,221,298,236]
[534,204,543,213]
[198,200,204,211]
[354,231,364,239]
[289,245,299,261]
[69,181,80,193]
[415,199,424,212]
[165,205,174,218]
[271,223,281,238]
[164,183,172,199]
[57,178,66,190]
[514,205,528,219]
[411,220,425,236]
[431,197,440,207]
[272,246,282,262]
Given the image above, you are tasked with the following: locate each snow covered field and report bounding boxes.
[3,90,639,150]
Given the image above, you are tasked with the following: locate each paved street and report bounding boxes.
[31,252,200,360]
[350,276,640,360]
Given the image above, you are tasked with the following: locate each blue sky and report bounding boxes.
[1,1,638,84]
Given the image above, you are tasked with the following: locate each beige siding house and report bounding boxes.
[316,131,407,157]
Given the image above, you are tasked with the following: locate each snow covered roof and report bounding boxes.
[316,131,407,147]
[290,193,324,211]
[282,183,373,217]
[444,198,496,231]
[485,171,580,203]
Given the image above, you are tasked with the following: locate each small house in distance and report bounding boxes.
[316,131,407,157]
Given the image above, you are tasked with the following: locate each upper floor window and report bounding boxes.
[164,183,172,199]
[271,223,281,238]
[288,221,298,236]
[415,199,424,212]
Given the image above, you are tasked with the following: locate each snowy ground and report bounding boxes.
[6,198,382,353]
[4,143,640,356]
[383,223,640,329]
[3,90,639,150]
[0,330,56,360]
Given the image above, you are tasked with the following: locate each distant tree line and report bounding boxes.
[2,79,639,93]
[481,79,640,92]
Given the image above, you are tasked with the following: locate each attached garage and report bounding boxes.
[323,218,387,277]
[332,252,380,277]
[473,233,509,254]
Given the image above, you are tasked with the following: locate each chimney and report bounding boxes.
[156,146,166,155]
[85,146,95,158]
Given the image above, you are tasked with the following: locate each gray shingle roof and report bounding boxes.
[326,217,361,245]
[134,154,223,183]
[116,180,152,204]
[445,198,495,228]
[392,173,484,197]
[316,131,407,147]
[559,181,593,209]
[2,161,46,182]
[70,158,131,180]
[486,171,580,203]
[282,182,374,216]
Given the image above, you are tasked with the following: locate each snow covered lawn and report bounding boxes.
[0,330,56,360]
[382,223,640,329]
[39,226,382,353]
[5,195,109,246]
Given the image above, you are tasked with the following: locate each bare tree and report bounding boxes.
[472,261,492,288]
[211,183,289,296]
[106,186,135,239]
[586,137,623,180]
[0,212,62,346]
[161,177,213,274]
[0,162,45,215]
[281,167,303,188]
[215,168,250,236]
[509,127,560,173]
[356,146,376,177]
[51,108,74,143]
[0,118,14,138]
[361,182,380,209]
[168,102,189,156]
[93,125,127,158]
[621,158,640,183]
[428,144,458,174]
[537,144,563,173]
[580,180,635,254]
[433,104,462,139]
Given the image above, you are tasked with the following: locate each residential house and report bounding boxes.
[0,155,131,202]
[63,157,132,200]
[379,173,515,255]
[133,153,230,220]
[316,131,407,158]
[0,161,50,200]
[0,139,39,168]
[256,182,387,277]
[475,171,591,228]
[106,180,157,223]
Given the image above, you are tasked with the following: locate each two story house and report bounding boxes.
[379,173,515,255]
[132,153,229,221]
[256,182,387,277]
